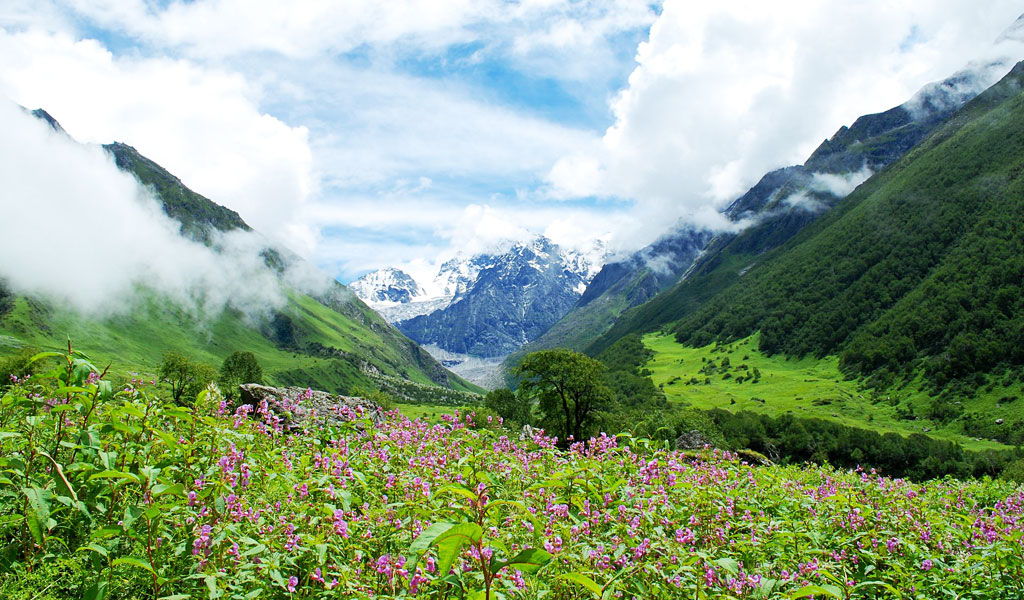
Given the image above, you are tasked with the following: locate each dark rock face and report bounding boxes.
[398,238,590,357]
[238,383,385,428]
[581,226,715,311]
[30,108,65,133]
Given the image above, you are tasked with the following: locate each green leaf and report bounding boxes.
[97,380,113,402]
[205,575,222,599]
[21,486,49,524]
[787,584,844,599]
[113,556,156,574]
[89,470,140,483]
[78,543,110,558]
[25,511,43,545]
[714,557,739,575]
[40,451,78,502]
[83,580,109,600]
[433,523,482,578]
[496,548,552,574]
[406,522,456,574]
[152,483,185,497]
[438,484,478,503]
[28,351,64,365]
[558,572,603,597]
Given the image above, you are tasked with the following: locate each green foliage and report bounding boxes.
[159,352,216,405]
[596,334,665,408]
[1001,459,1024,483]
[668,63,1024,396]
[0,346,40,384]
[104,142,249,244]
[483,388,532,426]
[603,405,726,450]
[514,349,611,446]
[703,409,1017,480]
[3,341,1024,599]
[218,351,263,400]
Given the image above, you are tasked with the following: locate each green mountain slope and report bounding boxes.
[548,62,991,366]
[671,61,1024,389]
[0,116,480,397]
[589,61,1024,365]
[589,62,1024,444]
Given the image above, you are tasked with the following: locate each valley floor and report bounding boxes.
[643,332,1012,452]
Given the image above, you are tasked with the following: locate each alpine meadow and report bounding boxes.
[2,3,1024,599]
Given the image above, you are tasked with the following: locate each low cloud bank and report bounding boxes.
[0,100,329,319]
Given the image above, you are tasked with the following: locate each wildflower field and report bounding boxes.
[2,347,1023,599]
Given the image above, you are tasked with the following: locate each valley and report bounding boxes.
[3,5,1024,599]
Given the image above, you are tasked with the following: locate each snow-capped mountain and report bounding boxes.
[396,236,605,359]
[347,267,424,304]
[350,235,608,381]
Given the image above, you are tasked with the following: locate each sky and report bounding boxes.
[1,1,1023,285]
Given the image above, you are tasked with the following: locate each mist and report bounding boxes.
[0,99,327,319]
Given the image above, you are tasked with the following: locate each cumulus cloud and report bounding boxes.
[0,29,316,256]
[546,1,1024,248]
[0,99,317,318]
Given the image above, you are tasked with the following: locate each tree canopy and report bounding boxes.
[514,349,610,446]
[218,351,264,400]
[160,352,217,405]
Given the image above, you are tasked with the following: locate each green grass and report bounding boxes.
[395,403,461,422]
[643,331,1012,451]
[0,289,480,398]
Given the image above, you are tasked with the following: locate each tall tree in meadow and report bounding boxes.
[159,352,217,405]
[218,351,264,401]
[514,349,611,446]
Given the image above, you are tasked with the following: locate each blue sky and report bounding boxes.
[1,1,1022,285]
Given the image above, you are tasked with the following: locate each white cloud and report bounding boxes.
[810,166,874,198]
[0,29,316,256]
[0,99,296,317]
[547,0,1024,247]
[5,0,1024,287]
[64,0,656,71]
[293,62,597,190]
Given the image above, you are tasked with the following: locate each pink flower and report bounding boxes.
[287,575,298,592]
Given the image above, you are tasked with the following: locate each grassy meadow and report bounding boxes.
[643,332,1015,451]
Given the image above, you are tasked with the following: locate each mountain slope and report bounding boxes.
[510,226,713,359]
[587,58,1022,357]
[668,61,1024,392]
[0,114,479,397]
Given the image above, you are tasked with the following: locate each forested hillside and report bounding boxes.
[669,61,1024,392]
[571,58,1000,362]
[588,62,1024,403]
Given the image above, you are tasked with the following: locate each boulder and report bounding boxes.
[237,383,385,429]
[674,429,715,450]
